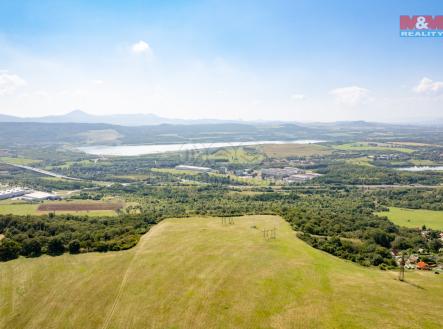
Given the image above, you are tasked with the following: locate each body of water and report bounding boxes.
[78,140,325,156]
[396,166,443,172]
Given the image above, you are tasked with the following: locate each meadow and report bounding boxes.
[334,142,415,153]
[0,215,442,329]
[261,143,332,158]
[377,207,443,230]
[0,157,41,166]
[204,146,265,163]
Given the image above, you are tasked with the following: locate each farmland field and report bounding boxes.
[37,201,123,212]
[262,143,331,158]
[377,207,443,230]
[0,201,39,216]
[1,215,442,329]
[0,200,122,217]
[0,156,41,166]
[204,146,265,163]
[345,156,373,166]
[334,142,415,153]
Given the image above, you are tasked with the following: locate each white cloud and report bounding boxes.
[291,93,305,100]
[329,86,371,106]
[92,79,104,85]
[131,40,152,55]
[0,73,27,96]
[413,77,443,95]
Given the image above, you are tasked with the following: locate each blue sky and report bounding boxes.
[0,0,442,122]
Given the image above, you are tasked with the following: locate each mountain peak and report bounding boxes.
[65,109,91,117]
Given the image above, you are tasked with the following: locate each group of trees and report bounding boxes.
[372,188,443,211]
[0,213,156,261]
[316,164,443,186]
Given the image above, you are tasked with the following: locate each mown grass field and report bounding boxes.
[1,215,442,329]
[345,156,373,166]
[0,200,120,217]
[152,167,270,186]
[204,146,265,163]
[334,142,415,153]
[262,143,332,158]
[0,156,41,165]
[377,207,443,230]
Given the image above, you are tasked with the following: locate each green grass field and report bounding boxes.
[204,146,265,163]
[377,207,443,230]
[345,156,374,166]
[152,167,270,186]
[262,143,332,158]
[334,142,415,153]
[0,156,41,165]
[0,202,39,216]
[1,215,442,329]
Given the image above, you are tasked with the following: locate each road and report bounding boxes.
[2,163,83,181]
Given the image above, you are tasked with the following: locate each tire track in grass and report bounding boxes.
[100,222,167,329]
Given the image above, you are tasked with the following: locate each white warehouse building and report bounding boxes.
[0,187,27,200]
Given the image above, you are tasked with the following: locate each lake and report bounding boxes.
[78,140,324,156]
[396,166,443,172]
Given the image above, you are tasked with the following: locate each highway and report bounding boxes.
[2,163,82,181]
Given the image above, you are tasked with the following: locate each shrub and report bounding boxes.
[47,237,65,255]
[68,240,81,254]
[21,238,42,257]
[0,238,21,261]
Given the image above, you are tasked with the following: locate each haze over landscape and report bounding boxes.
[1,2,443,329]
[0,1,442,123]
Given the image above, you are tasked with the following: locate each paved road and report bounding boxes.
[2,163,83,181]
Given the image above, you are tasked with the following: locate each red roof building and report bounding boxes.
[417,261,428,270]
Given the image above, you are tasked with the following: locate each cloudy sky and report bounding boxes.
[0,0,442,122]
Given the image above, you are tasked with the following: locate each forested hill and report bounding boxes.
[0,122,320,146]
[1,121,443,147]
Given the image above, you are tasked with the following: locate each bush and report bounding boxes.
[21,238,41,257]
[0,238,21,261]
[68,240,81,254]
[47,237,65,255]
[391,236,412,250]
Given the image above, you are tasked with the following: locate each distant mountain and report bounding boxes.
[0,110,242,126]
[0,114,23,122]
[0,121,320,146]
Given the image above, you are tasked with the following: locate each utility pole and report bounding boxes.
[399,253,405,282]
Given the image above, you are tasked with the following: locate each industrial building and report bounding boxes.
[284,173,323,183]
[261,167,303,179]
[0,187,27,200]
[0,186,60,201]
[20,191,60,201]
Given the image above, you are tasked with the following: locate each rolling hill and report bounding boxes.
[1,215,441,329]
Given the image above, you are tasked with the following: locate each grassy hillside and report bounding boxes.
[377,207,443,230]
[1,215,442,329]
